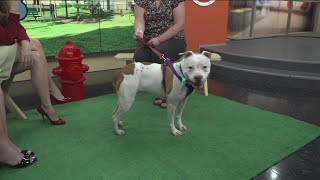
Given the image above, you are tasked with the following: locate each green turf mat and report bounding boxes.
[1,93,320,180]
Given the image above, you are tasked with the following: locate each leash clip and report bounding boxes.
[164,59,171,64]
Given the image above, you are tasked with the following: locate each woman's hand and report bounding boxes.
[147,37,161,47]
[134,30,144,39]
[20,40,33,67]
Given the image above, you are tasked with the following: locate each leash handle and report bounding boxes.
[135,36,182,80]
[135,35,165,61]
[134,35,190,94]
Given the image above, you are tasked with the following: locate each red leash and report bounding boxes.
[133,35,193,95]
[133,35,165,63]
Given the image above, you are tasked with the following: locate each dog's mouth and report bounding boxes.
[189,81,204,90]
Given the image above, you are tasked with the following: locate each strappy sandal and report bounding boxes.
[21,150,35,156]
[0,155,37,168]
[153,98,163,106]
[159,100,167,109]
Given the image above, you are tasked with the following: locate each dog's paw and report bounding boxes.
[116,130,125,136]
[179,124,188,131]
[172,129,183,136]
[118,121,123,126]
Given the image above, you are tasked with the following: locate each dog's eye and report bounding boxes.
[203,66,208,69]
[188,66,193,70]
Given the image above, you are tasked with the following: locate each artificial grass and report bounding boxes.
[1,93,320,180]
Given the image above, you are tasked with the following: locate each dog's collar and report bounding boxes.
[175,62,194,96]
[162,60,194,97]
[175,61,188,88]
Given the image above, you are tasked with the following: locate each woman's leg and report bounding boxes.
[153,38,187,63]
[0,87,30,166]
[30,39,64,100]
[134,41,152,62]
[0,44,36,166]
[12,48,60,121]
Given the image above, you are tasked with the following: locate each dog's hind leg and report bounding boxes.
[112,104,125,135]
[112,86,137,135]
[112,104,123,126]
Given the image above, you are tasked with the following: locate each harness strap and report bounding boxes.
[135,35,194,96]
[178,63,194,97]
[162,61,194,97]
[179,65,195,97]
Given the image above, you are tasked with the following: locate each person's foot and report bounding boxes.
[50,94,72,104]
[21,150,35,156]
[37,105,65,125]
[160,100,167,109]
[0,142,36,167]
[153,98,163,106]
[153,98,167,109]
[40,105,59,121]
[49,90,65,101]
[50,89,72,104]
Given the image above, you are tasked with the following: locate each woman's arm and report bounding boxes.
[16,22,30,43]
[10,0,30,43]
[0,1,29,45]
[0,13,20,45]
[134,4,145,38]
[158,1,185,42]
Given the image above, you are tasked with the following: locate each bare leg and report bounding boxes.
[0,87,27,165]
[13,50,59,121]
[48,78,64,100]
[30,39,64,100]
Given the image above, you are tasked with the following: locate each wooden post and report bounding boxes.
[65,0,68,18]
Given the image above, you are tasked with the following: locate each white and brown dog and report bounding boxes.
[112,51,212,136]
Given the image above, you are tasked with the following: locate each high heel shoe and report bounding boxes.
[50,94,72,104]
[0,155,37,168]
[37,106,66,125]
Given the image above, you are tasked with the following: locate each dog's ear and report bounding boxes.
[201,51,212,59]
[179,51,193,59]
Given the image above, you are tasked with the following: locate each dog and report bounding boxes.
[112,51,212,136]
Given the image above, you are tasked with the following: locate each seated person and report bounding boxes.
[0,0,69,168]
[0,0,70,125]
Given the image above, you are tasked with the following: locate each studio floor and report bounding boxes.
[2,56,320,180]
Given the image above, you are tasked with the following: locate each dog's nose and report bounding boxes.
[194,75,203,82]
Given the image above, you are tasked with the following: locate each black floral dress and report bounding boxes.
[134,0,185,40]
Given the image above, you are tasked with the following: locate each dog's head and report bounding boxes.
[179,51,212,90]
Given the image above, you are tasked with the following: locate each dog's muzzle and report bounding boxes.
[190,75,204,90]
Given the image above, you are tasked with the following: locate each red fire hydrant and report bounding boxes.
[53,40,89,101]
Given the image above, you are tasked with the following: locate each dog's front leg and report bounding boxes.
[176,97,189,132]
[167,101,182,136]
